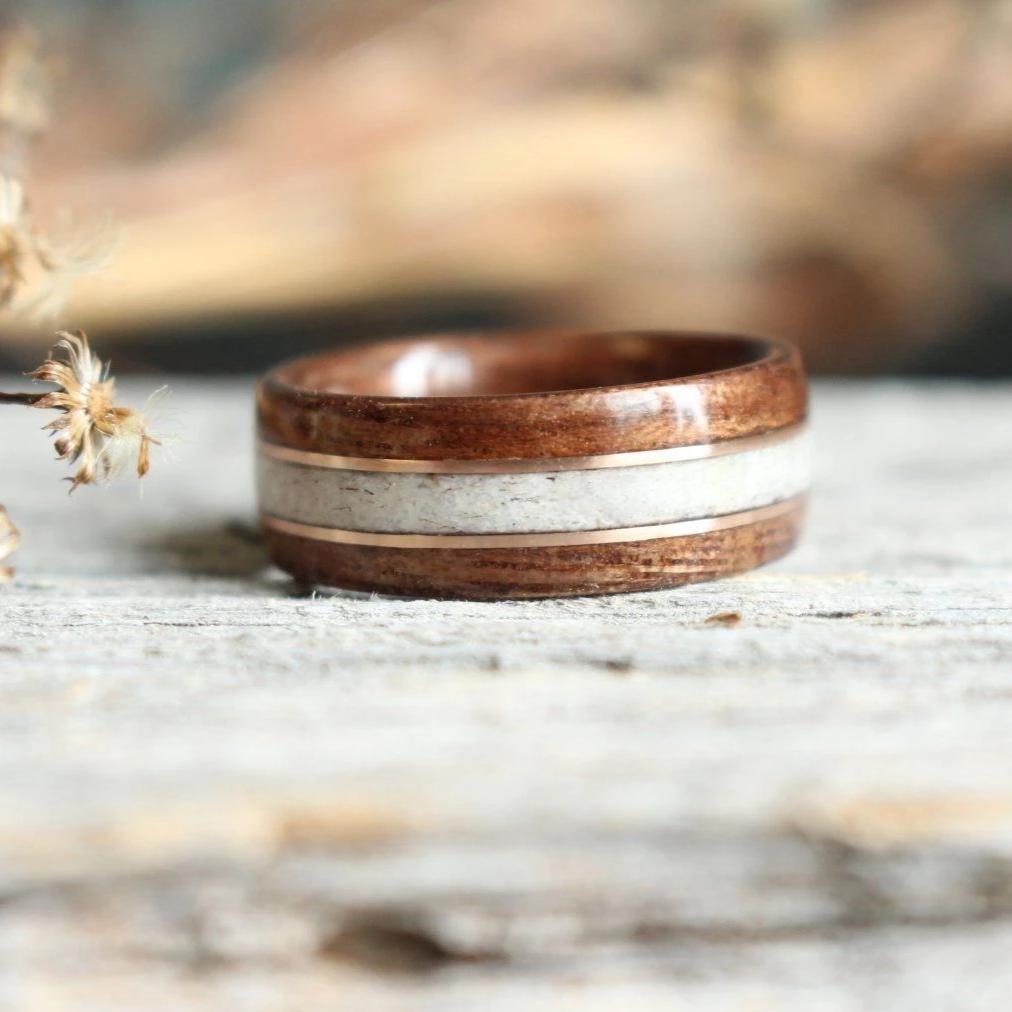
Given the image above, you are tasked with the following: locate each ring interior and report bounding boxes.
[273,332,771,399]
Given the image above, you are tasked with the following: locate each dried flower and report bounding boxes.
[0,26,50,139]
[0,173,113,317]
[0,505,19,582]
[0,33,160,578]
[0,29,109,319]
[25,215,116,322]
[31,330,159,490]
[0,174,29,306]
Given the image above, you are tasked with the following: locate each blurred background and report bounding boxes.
[0,0,1008,376]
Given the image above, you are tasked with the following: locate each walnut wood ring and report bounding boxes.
[257,330,809,599]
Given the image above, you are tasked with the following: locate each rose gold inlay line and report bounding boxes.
[260,496,803,550]
[258,422,806,475]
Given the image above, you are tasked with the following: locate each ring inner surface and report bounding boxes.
[278,332,769,398]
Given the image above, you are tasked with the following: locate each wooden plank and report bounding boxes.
[0,381,1009,1007]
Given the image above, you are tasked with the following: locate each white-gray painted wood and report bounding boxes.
[0,380,1009,1009]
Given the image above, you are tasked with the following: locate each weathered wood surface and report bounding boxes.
[0,380,1010,1009]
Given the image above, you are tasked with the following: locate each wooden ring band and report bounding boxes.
[257,329,809,599]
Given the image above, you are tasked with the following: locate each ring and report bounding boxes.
[257,330,809,598]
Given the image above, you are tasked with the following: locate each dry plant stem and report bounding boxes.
[0,390,42,404]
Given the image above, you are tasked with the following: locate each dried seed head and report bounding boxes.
[31,330,160,490]
[26,214,116,321]
[0,174,30,306]
[0,26,50,138]
[0,173,113,318]
[0,31,111,318]
[0,504,19,583]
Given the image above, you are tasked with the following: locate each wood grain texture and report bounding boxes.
[0,380,1009,1009]
[257,330,808,459]
[258,331,808,597]
[264,498,804,598]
